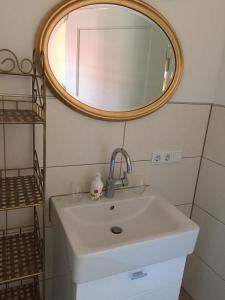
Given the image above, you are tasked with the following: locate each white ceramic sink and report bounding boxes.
[52,187,199,283]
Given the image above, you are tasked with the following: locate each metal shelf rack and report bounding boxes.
[0,49,46,299]
[0,277,41,300]
[0,212,43,284]
[0,152,44,211]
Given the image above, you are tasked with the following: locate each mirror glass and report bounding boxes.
[48,4,176,112]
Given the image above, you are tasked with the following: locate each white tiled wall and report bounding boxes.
[4,125,33,169]
[183,254,225,300]
[46,99,125,167]
[183,106,225,299]
[193,207,225,280]
[176,204,192,218]
[124,104,210,159]
[195,159,225,224]
[215,46,225,106]
[123,158,200,206]
[44,100,210,296]
[204,106,225,165]
[45,99,209,204]
[1,96,211,290]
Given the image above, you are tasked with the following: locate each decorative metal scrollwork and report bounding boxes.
[0,49,33,74]
[34,50,45,76]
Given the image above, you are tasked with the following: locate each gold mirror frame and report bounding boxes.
[36,0,183,121]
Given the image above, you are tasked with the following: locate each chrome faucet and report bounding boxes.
[105,148,132,198]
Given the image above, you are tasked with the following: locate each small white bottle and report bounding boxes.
[90,173,104,200]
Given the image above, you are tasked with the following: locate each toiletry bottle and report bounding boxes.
[90,173,104,200]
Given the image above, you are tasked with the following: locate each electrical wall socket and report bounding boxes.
[151,151,183,164]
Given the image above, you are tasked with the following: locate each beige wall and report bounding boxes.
[215,45,225,106]
[1,0,225,299]
[1,0,225,103]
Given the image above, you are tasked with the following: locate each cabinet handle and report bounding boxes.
[130,271,148,280]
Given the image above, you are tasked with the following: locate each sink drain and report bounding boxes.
[111,226,123,234]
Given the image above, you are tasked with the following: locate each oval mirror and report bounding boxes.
[36,0,183,120]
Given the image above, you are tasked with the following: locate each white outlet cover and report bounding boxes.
[151,151,182,164]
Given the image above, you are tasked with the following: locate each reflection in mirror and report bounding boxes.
[48,4,176,112]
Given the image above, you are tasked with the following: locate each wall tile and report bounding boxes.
[45,226,54,279]
[46,99,125,167]
[4,124,33,169]
[124,104,210,160]
[195,158,225,223]
[184,105,225,298]
[35,124,44,167]
[46,163,121,199]
[45,224,71,280]
[45,277,54,300]
[46,275,71,300]
[215,45,225,106]
[183,254,225,300]
[122,157,200,206]
[0,75,32,97]
[204,106,225,165]
[176,204,192,218]
[192,206,225,280]
[0,76,54,98]
[7,208,34,228]
[0,95,33,111]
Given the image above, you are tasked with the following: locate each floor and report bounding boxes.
[179,288,193,300]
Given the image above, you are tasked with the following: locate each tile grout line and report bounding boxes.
[169,101,212,106]
[190,104,213,219]
[47,162,112,168]
[44,273,69,282]
[45,156,201,169]
[180,288,194,300]
[131,156,200,161]
[0,92,214,106]
[193,203,225,227]
[212,103,225,109]
[194,253,225,283]
[203,156,225,169]
[176,203,193,207]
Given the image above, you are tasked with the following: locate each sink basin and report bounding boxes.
[52,187,199,283]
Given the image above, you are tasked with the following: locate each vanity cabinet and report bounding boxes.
[50,189,199,300]
[74,257,186,300]
[0,49,46,299]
